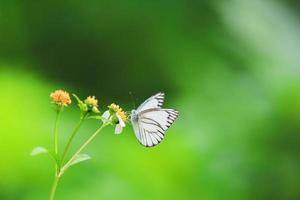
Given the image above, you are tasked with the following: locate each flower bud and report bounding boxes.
[81,104,88,112]
[92,106,100,113]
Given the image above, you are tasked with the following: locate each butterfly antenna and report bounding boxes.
[129,91,136,109]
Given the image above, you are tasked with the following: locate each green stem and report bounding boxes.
[61,114,87,164]
[60,123,109,175]
[49,174,60,200]
[54,107,62,155]
[51,106,63,200]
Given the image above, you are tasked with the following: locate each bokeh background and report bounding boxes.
[1,0,300,199]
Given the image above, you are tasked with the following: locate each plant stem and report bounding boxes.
[49,174,60,200]
[54,107,62,155]
[60,123,109,175]
[51,106,63,200]
[61,114,87,164]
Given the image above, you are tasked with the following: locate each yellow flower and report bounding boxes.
[84,96,98,108]
[117,109,127,123]
[50,90,71,106]
[104,103,128,134]
[108,103,127,122]
[108,103,120,113]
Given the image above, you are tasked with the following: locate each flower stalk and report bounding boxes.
[50,174,60,200]
[59,122,109,176]
[60,113,88,164]
[53,107,62,155]
[32,90,128,200]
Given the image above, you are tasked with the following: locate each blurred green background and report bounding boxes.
[1,0,300,199]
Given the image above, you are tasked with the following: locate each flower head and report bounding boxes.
[108,103,120,113]
[108,103,127,122]
[50,90,71,106]
[85,96,98,107]
[103,103,128,134]
[85,96,100,113]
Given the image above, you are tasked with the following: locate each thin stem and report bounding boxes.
[61,114,87,164]
[60,123,109,175]
[51,106,62,200]
[53,107,62,155]
[49,175,60,200]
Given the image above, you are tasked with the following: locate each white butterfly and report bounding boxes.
[131,92,179,147]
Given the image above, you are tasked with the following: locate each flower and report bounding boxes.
[85,96,98,107]
[50,90,71,106]
[108,103,120,113]
[102,103,128,134]
[84,96,100,113]
[108,103,127,122]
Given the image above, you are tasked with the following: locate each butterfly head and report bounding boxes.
[130,109,138,122]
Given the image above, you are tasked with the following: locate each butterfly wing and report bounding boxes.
[136,92,165,112]
[133,108,179,147]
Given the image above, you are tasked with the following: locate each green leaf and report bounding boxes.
[30,147,60,166]
[68,154,91,167]
[72,94,83,104]
[30,146,48,156]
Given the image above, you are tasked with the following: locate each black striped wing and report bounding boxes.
[136,92,165,112]
[133,108,179,147]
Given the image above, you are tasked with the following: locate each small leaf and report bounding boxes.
[72,94,83,104]
[30,146,48,156]
[30,147,60,166]
[69,154,91,167]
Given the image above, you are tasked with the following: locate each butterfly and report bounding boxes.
[130,92,179,147]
